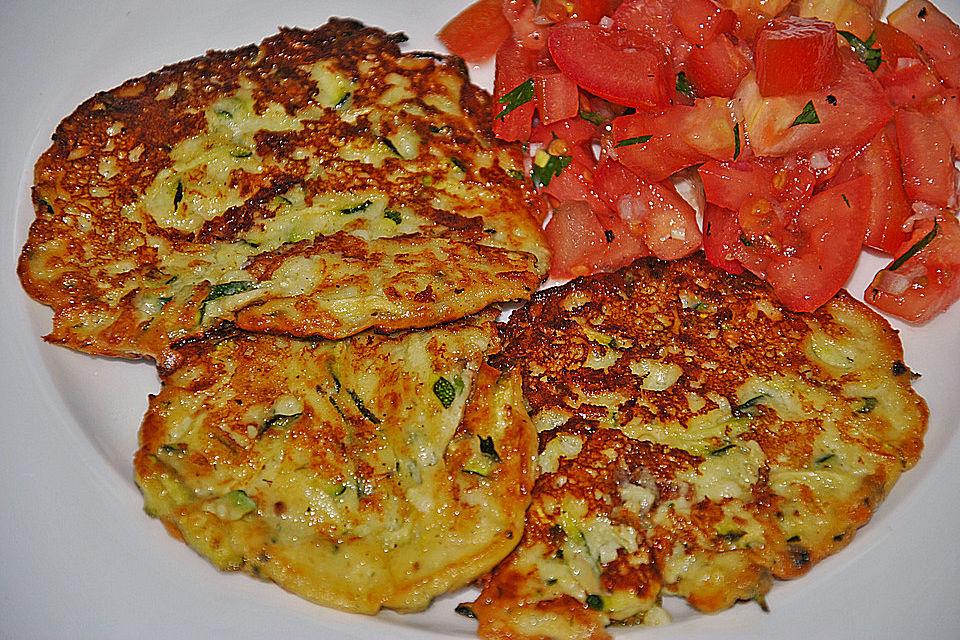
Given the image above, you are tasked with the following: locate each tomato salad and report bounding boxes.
[438,0,960,323]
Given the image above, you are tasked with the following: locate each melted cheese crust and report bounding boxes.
[135,311,537,614]
[468,255,928,639]
[19,20,548,370]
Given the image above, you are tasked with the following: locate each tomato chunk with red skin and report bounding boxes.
[611,98,740,182]
[611,0,693,66]
[684,35,752,98]
[920,91,960,153]
[736,52,893,157]
[548,22,674,109]
[850,128,913,255]
[437,0,512,63]
[867,215,960,323]
[536,0,614,25]
[768,179,869,311]
[874,22,945,107]
[895,108,957,208]
[493,37,537,142]
[673,0,737,45]
[755,16,841,96]
[702,204,746,274]
[545,200,607,278]
[534,68,580,125]
[889,0,960,88]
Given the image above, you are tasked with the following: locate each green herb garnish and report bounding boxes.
[384,209,401,224]
[839,30,882,72]
[579,108,605,126]
[733,122,741,160]
[791,101,820,126]
[889,219,938,271]
[614,134,652,147]
[495,78,534,121]
[531,153,571,188]
[585,594,604,611]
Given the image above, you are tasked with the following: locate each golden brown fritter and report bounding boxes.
[19,19,549,371]
[135,310,537,614]
[466,254,927,639]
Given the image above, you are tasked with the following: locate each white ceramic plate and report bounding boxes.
[2,1,959,638]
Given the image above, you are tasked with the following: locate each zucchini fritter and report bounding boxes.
[135,311,537,614]
[19,19,549,371]
[467,255,927,639]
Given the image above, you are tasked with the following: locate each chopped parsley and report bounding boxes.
[889,219,938,271]
[790,101,820,126]
[838,30,882,72]
[579,108,605,126]
[531,152,572,188]
[676,71,695,98]
[495,78,534,121]
[384,209,401,224]
[614,134,653,147]
[733,122,741,160]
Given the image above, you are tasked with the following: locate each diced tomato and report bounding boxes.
[592,158,702,260]
[724,0,792,40]
[895,108,957,208]
[533,68,580,124]
[736,52,893,157]
[611,0,693,66]
[536,0,614,25]
[698,156,817,212]
[594,209,651,270]
[684,35,752,98]
[699,159,777,210]
[755,16,841,96]
[672,0,737,45]
[794,0,878,41]
[493,37,537,142]
[846,128,913,254]
[544,200,607,278]
[702,204,746,274]
[592,157,644,210]
[748,177,870,312]
[540,157,607,213]
[636,180,704,260]
[874,22,945,107]
[530,117,601,147]
[919,91,960,152]
[888,0,960,88]
[611,98,741,182]
[502,0,548,50]
[867,214,960,323]
[437,0,512,63]
[548,23,674,110]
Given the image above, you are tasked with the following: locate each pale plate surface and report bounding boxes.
[1,1,958,639]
